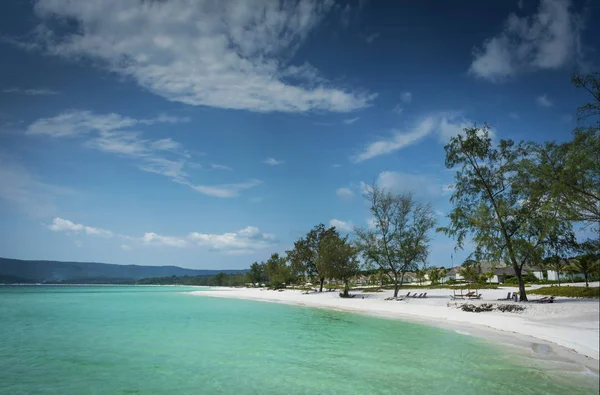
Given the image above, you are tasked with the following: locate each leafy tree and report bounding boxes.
[529,73,599,226]
[415,268,427,285]
[320,233,360,297]
[438,126,573,301]
[459,262,479,284]
[287,224,337,292]
[428,268,440,285]
[438,267,447,284]
[570,240,600,287]
[247,261,267,285]
[264,253,289,289]
[214,272,227,286]
[355,187,436,297]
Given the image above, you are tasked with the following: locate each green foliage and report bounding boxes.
[287,223,338,291]
[355,186,436,297]
[361,288,383,293]
[319,232,360,297]
[136,272,248,286]
[528,286,600,299]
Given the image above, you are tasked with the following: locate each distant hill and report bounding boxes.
[0,257,245,284]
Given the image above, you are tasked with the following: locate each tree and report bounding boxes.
[438,267,447,284]
[428,268,440,285]
[459,262,479,284]
[355,187,436,297]
[530,73,599,227]
[287,224,338,292]
[264,253,289,289]
[320,233,360,297]
[247,261,267,285]
[438,126,573,301]
[415,268,427,285]
[570,240,600,287]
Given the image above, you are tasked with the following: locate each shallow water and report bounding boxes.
[0,286,597,394]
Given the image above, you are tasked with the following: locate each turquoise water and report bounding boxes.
[0,286,596,395]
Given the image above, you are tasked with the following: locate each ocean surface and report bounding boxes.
[0,286,597,395]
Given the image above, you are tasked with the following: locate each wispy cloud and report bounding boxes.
[263,157,284,166]
[365,33,380,44]
[536,94,553,107]
[19,0,376,113]
[336,187,354,199]
[343,117,360,125]
[329,219,353,233]
[469,0,585,82]
[509,112,520,120]
[185,179,263,198]
[3,87,58,95]
[210,164,233,171]
[371,171,445,201]
[47,217,276,254]
[353,112,488,162]
[48,217,113,237]
[392,105,404,115]
[400,92,412,103]
[27,110,260,198]
[0,153,75,217]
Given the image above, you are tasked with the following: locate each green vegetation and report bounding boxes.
[355,187,436,297]
[528,286,600,299]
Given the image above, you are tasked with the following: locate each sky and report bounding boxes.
[0,0,598,270]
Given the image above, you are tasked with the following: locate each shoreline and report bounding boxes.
[188,284,600,373]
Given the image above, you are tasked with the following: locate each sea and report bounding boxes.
[0,285,597,395]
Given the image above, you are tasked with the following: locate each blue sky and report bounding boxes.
[0,0,598,269]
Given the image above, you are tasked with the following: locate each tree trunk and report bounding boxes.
[514,266,528,301]
[393,272,400,297]
[399,271,406,289]
[343,279,350,297]
[557,271,561,287]
[585,274,589,287]
[319,277,325,292]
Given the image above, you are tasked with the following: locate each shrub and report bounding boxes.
[528,286,599,298]
[361,288,383,293]
[460,303,494,312]
[496,304,525,313]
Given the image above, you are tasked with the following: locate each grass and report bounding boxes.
[353,283,499,290]
[528,286,599,298]
[361,288,384,293]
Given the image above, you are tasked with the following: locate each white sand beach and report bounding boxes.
[189,283,600,370]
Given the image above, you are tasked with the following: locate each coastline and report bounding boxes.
[188,284,600,373]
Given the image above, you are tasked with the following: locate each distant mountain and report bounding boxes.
[0,257,246,284]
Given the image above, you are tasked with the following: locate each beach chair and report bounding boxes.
[468,294,482,300]
[497,292,512,301]
[532,296,555,303]
[413,293,423,298]
[405,292,412,298]
[419,292,427,299]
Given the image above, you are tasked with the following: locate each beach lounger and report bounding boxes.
[419,292,427,298]
[497,292,512,301]
[531,296,555,303]
[405,292,411,298]
[467,294,482,300]
[413,293,423,298]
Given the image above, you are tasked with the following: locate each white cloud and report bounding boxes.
[210,164,233,171]
[536,94,553,107]
[354,112,494,162]
[263,157,284,166]
[186,179,262,198]
[336,187,354,199]
[392,105,404,115]
[509,112,520,119]
[25,0,375,113]
[329,219,353,233]
[47,217,276,253]
[469,0,585,82]
[27,110,259,197]
[343,117,360,125]
[48,217,113,237]
[365,33,380,43]
[142,232,188,248]
[376,171,444,200]
[0,153,75,217]
[560,114,573,122]
[400,92,412,103]
[332,164,342,168]
[3,87,58,95]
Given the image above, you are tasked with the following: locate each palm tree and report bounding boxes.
[416,269,427,285]
[548,258,566,286]
[428,268,440,285]
[438,267,447,284]
[569,256,600,287]
[459,264,479,284]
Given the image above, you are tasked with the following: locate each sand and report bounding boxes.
[188,282,600,371]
